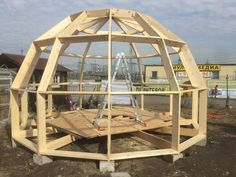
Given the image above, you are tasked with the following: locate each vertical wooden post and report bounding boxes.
[47,86,53,116]
[37,39,64,153]
[20,91,28,129]
[79,58,85,108]
[198,90,207,135]
[79,43,92,108]
[107,9,112,160]
[192,90,199,129]
[10,90,20,141]
[172,93,181,152]
[133,45,144,110]
[37,93,47,153]
[169,94,173,116]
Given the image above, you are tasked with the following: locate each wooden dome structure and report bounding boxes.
[10,8,207,163]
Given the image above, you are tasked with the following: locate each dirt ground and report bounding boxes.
[0,105,236,177]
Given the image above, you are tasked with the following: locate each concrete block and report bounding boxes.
[99,160,115,173]
[33,154,53,165]
[11,139,18,148]
[163,153,183,163]
[195,138,207,146]
[110,172,131,177]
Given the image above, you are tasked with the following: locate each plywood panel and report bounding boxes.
[47,106,189,139]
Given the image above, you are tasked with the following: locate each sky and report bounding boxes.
[0,0,236,66]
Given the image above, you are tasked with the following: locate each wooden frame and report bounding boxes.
[10,8,207,162]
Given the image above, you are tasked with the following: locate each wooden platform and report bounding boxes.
[47,106,191,138]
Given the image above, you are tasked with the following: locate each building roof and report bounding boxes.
[0,53,71,72]
[144,63,236,67]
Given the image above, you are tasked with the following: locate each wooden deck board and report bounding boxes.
[47,106,189,138]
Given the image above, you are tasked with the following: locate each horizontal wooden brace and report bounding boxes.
[59,34,108,43]
[86,9,109,18]
[112,34,162,43]
[13,136,37,152]
[20,127,58,137]
[39,91,108,95]
[39,91,179,95]
[179,134,206,152]
[154,127,199,137]
[110,149,177,160]
[34,37,56,47]
[35,34,184,47]
[131,131,171,149]
[47,135,77,150]
[41,150,108,160]
[43,49,178,59]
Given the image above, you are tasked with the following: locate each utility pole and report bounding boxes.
[226,74,229,108]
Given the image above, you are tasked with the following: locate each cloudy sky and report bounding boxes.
[0,0,236,65]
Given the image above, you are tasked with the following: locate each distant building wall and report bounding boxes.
[144,64,236,98]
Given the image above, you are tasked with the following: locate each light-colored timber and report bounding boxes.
[10,8,207,162]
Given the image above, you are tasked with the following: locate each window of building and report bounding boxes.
[211,71,219,79]
[176,72,188,78]
[54,73,61,83]
[151,71,158,79]
[201,72,211,78]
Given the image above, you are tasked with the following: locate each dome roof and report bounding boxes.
[12,8,206,91]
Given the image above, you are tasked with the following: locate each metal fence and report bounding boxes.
[0,66,15,123]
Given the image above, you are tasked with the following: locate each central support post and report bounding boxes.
[107,9,113,161]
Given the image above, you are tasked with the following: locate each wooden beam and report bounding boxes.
[20,91,28,129]
[38,39,64,92]
[199,90,207,135]
[59,34,108,43]
[79,42,91,108]
[131,131,171,149]
[42,150,107,160]
[36,93,47,153]
[35,12,87,48]
[132,44,145,110]
[86,9,109,18]
[114,18,144,32]
[10,90,20,140]
[20,127,58,137]
[13,137,37,152]
[179,134,206,152]
[111,8,136,19]
[134,12,161,36]
[192,90,199,129]
[110,149,177,160]
[107,9,112,161]
[169,94,173,116]
[158,39,179,91]
[178,45,207,88]
[111,34,162,43]
[47,87,53,116]
[39,91,108,95]
[143,14,184,42]
[47,135,77,150]
[77,17,107,31]
[34,37,56,47]
[36,16,72,41]
[171,94,181,151]
[43,49,177,59]
[57,11,87,36]
[11,44,41,89]
[155,127,199,137]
